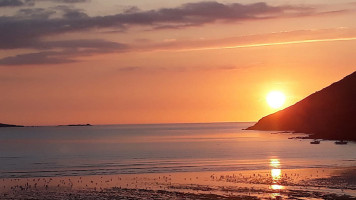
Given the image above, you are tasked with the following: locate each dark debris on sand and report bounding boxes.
[2,186,355,200]
[0,188,260,200]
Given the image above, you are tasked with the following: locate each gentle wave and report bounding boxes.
[0,122,355,178]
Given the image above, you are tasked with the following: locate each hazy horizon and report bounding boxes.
[2,120,256,127]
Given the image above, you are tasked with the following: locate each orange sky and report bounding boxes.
[0,0,355,125]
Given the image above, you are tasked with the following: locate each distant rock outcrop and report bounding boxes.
[247,71,356,140]
[58,124,92,127]
[0,123,24,127]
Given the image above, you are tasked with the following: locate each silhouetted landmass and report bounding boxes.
[58,124,92,127]
[247,71,356,141]
[0,123,24,127]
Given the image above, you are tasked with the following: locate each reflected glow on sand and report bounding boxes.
[271,169,282,180]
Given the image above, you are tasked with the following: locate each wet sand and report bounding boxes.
[0,167,355,199]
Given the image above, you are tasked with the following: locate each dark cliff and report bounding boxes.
[247,71,356,140]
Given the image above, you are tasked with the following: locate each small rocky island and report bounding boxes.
[0,123,24,127]
[248,71,356,141]
[58,124,92,127]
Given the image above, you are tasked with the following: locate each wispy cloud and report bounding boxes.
[0,1,351,65]
[1,28,356,66]
[0,2,321,50]
[0,51,75,65]
[0,39,128,65]
[52,0,89,3]
[0,0,34,7]
[115,64,258,73]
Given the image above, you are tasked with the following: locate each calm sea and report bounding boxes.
[0,122,355,178]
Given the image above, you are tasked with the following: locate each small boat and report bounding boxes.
[310,140,320,144]
[335,140,348,145]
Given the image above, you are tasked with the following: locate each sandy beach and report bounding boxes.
[1,167,355,199]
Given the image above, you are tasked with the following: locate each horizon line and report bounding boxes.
[1,121,257,127]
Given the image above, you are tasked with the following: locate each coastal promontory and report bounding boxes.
[0,123,24,127]
[247,71,356,140]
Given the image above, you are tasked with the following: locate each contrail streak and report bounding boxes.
[176,37,356,52]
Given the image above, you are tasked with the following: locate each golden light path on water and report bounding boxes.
[269,158,284,198]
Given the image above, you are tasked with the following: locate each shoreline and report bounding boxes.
[1,167,355,199]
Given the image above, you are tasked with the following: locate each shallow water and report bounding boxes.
[0,122,355,178]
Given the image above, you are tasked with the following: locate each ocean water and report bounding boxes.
[0,122,355,178]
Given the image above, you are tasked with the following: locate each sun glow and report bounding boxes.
[266,91,286,109]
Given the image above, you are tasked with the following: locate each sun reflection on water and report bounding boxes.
[270,184,284,190]
[269,158,284,199]
[270,159,280,168]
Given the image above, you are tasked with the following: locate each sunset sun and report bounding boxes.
[266,91,286,109]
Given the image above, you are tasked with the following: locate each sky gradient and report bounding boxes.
[1,0,356,125]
